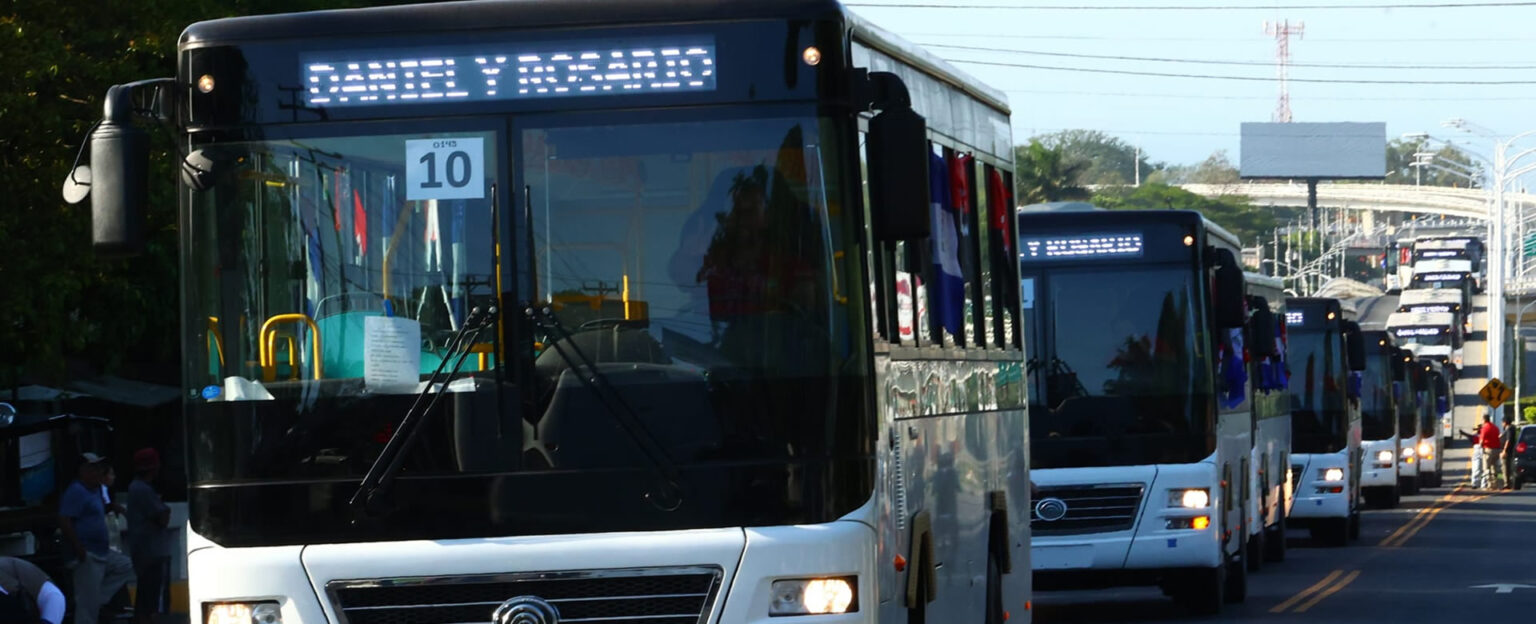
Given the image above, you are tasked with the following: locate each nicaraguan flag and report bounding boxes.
[929,153,964,339]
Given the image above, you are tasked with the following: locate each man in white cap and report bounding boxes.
[58,453,135,624]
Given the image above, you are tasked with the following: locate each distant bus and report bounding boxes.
[1387,310,1465,373]
[1243,273,1291,564]
[1283,298,1366,546]
[1397,288,1469,334]
[1358,330,1405,508]
[1020,206,1256,614]
[1421,362,1450,487]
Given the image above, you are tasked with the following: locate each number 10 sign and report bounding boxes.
[405,138,485,201]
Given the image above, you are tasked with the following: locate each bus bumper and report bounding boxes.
[1288,454,1351,521]
[1360,438,1398,488]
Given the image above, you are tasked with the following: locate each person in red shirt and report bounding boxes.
[1478,413,1504,490]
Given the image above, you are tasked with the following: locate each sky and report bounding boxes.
[845,0,1536,168]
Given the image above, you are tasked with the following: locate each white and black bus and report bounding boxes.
[74,1,1032,621]
[1283,298,1367,546]
[1019,206,1256,614]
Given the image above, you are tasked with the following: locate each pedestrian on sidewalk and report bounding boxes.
[59,453,136,624]
[1461,426,1486,488]
[1479,413,1504,490]
[126,448,172,624]
[1503,413,1521,491]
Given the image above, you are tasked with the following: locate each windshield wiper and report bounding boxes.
[526,304,684,511]
[349,305,498,521]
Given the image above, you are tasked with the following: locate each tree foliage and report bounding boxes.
[0,1,398,385]
[1091,183,1276,245]
[1013,139,1091,205]
[1148,150,1241,186]
[1032,129,1156,186]
[1386,138,1482,187]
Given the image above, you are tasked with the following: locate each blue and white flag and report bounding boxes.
[929,153,965,339]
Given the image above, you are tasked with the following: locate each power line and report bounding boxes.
[848,1,1536,10]
[1000,88,1536,101]
[923,43,1536,70]
[906,32,1536,43]
[947,58,1536,84]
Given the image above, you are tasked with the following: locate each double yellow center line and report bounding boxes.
[1269,569,1362,613]
[1271,484,1495,614]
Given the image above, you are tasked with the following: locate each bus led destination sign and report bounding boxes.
[1394,327,1445,337]
[1019,232,1143,261]
[302,37,717,107]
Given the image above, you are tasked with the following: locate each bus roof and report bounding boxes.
[1398,289,1462,305]
[1414,239,1471,251]
[1387,311,1456,327]
[177,0,1011,114]
[1413,259,1473,274]
[185,0,844,44]
[1016,203,1241,249]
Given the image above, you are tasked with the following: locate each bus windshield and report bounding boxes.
[181,112,873,545]
[1025,265,1213,468]
[1288,328,1348,453]
[1360,351,1395,441]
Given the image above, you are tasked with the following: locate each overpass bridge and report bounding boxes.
[1178,182,1536,221]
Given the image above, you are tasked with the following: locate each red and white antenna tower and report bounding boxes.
[1263,19,1304,122]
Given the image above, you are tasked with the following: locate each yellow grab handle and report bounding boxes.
[259,314,323,381]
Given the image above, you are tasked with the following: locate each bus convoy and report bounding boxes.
[53,1,1482,621]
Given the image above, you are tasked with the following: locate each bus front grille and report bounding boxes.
[1031,484,1145,535]
[326,566,722,624]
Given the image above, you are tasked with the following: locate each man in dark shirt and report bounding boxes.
[59,453,135,624]
[1503,413,1521,491]
[126,448,172,623]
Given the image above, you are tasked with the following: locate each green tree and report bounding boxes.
[1032,129,1156,186]
[1147,150,1241,185]
[1013,139,1090,205]
[0,1,402,385]
[1386,138,1482,187]
[1091,183,1275,244]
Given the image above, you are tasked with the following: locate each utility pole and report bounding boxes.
[1264,19,1305,123]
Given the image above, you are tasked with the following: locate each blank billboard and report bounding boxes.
[1240,122,1386,179]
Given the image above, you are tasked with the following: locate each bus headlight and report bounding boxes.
[1418,440,1434,459]
[1401,446,1416,462]
[769,577,856,616]
[206,602,282,624]
[1168,488,1210,508]
[1377,450,1394,465]
[1322,467,1345,482]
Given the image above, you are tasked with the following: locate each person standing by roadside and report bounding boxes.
[126,449,172,624]
[59,453,135,624]
[1503,413,1521,491]
[0,556,66,624]
[1478,413,1504,490]
[1460,425,1486,488]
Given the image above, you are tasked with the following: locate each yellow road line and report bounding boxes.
[1269,569,1344,613]
[1293,569,1362,613]
[1379,485,1463,548]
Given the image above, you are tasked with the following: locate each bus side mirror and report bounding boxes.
[89,84,150,257]
[1391,349,1407,379]
[1209,248,1245,328]
[1438,396,1450,413]
[864,72,931,242]
[1343,320,1367,371]
[1248,298,1277,358]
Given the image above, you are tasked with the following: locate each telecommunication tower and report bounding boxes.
[1263,20,1304,123]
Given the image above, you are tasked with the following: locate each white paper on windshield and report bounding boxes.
[1021,278,1036,309]
[365,316,422,392]
[405,138,485,200]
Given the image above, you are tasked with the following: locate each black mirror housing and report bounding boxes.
[868,106,931,242]
[89,83,151,257]
[1210,248,1246,328]
[1247,297,1277,358]
[1343,320,1367,371]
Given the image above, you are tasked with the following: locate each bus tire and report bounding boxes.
[1311,518,1349,547]
[1226,539,1248,603]
[1264,488,1287,563]
[1172,565,1224,615]
[1246,530,1264,573]
[985,552,1004,624]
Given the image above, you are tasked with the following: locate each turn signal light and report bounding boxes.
[1192,516,1210,530]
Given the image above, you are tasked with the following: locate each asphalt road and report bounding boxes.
[1032,445,1536,623]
